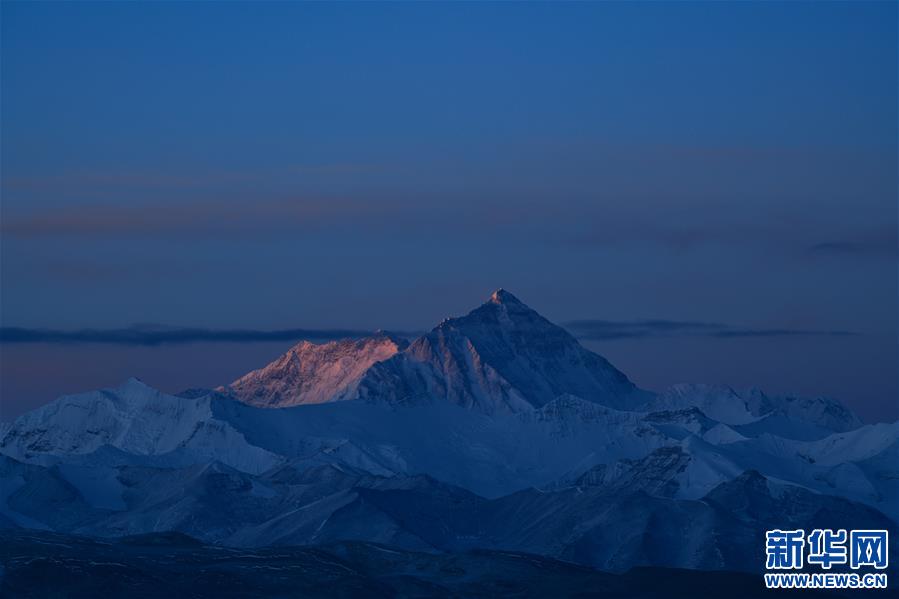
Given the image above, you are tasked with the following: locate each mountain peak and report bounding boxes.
[219,290,639,412]
[119,377,152,392]
[488,288,524,306]
[224,333,406,407]
[393,289,643,412]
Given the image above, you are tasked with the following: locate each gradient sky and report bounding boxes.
[1,1,897,422]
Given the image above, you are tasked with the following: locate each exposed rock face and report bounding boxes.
[223,333,408,407]
[223,289,644,414]
[1,289,893,577]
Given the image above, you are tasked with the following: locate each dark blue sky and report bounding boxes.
[1,2,896,421]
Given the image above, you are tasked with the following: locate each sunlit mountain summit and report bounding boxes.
[223,289,643,413]
[1,290,895,573]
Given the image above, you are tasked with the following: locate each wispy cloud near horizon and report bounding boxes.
[0,325,419,346]
[564,319,858,340]
[0,197,395,239]
[0,320,858,346]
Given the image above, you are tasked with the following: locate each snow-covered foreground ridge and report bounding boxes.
[1,290,896,572]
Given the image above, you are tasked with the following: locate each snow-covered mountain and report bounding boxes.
[220,289,645,414]
[0,378,282,475]
[644,384,863,439]
[223,333,408,407]
[0,289,896,574]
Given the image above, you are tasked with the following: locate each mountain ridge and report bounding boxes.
[0,289,895,575]
[221,289,646,414]
[223,332,409,407]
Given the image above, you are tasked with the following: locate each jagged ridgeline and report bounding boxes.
[1,290,896,573]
